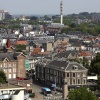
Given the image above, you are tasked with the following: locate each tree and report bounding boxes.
[0,70,6,83]
[97,76,100,90]
[16,44,26,52]
[61,27,70,33]
[82,57,89,68]
[69,23,76,28]
[68,87,99,100]
[90,53,100,75]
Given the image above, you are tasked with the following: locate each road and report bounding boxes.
[31,83,44,100]
[31,81,62,100]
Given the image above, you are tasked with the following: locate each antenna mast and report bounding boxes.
[60,0,63,24]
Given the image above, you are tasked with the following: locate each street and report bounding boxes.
[31,81,62,100]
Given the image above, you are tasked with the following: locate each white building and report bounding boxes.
[0,84,29,100]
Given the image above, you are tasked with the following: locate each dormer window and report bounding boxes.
[72,65,78,70]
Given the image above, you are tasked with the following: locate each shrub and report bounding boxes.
[29,93,35,98]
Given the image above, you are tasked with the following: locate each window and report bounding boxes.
[13,68,16,73]
[0,64,2,68]
[78,79,80,84]
[60,72,63,77]
[9,69,11,73]
[54,70,58,75]
[45,74,49,80]
[4,69,7,73]
[56,71,58,76]
[37,67,39,72]
[83,73,86,77]
[9,63,11,67]
[77,73,80,77]
[56,77,58,83]
[13,63,16,67]
[73,79,75,84]
[67,73,69,77]
[4,63,5,67]
[73,65,78,70]
[73,73,75,77]
[83,79,86,84]
[45,68,49,73]
[50,76,53,81]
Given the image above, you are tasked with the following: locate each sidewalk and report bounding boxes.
[32,92,44,100]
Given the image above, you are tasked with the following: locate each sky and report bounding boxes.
[0,0,100,15]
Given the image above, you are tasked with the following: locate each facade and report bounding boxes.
[0,52,26,79]
[0,55,17,79]
[35,59,88,88]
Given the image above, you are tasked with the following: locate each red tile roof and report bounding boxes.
[31,48,41,55]
[15,40,27,45]
[79,51,94,56]
[38,51,50,55]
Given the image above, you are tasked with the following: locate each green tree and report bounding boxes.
[16,45,26,52]
[90,53,100,75]
[82,57,89,68]
[0,70,6,83]
[68,87,99,100]
[61,27,70,33]
[97,76,100,90]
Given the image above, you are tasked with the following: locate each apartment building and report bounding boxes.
[0,10,12,20]
[35,59,88,88]
[0,52,26,79]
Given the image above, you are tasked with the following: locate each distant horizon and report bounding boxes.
[0,0,100,16]
[12,11,100,17]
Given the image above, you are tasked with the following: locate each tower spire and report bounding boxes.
[60,0,63,24]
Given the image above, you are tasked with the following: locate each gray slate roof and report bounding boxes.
[0,52,21,61]
[47,60,87,71]
[54,51,78,58]
[0,53,15,61]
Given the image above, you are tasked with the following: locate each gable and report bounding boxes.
[3,58,9,62]
[17,53,26,58]
[66,62,88,71]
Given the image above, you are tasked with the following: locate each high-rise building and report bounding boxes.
[0,10,12,20]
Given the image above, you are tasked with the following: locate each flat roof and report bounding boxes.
[0,84,26,91]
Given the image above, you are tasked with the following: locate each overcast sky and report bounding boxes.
[0,0,100,15]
